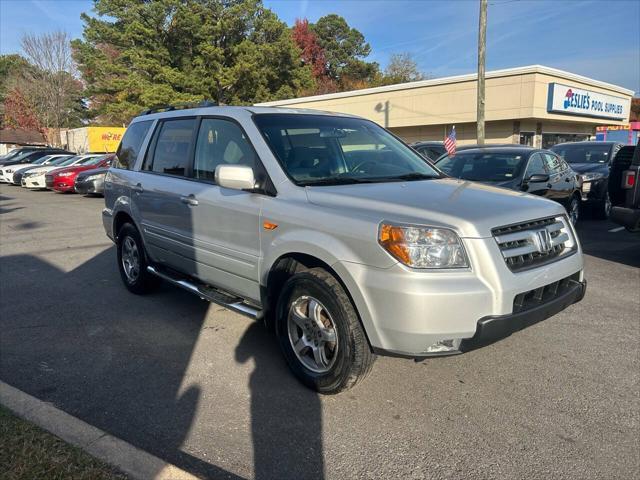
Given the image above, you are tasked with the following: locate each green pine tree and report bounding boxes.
[72,0,314,124]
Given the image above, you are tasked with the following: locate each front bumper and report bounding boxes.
[334,235,585,358]
[460,278,586,351]
[12,172,25,185]
[23,176,47,189]
[610,206,640,232]
[75,178,104,195]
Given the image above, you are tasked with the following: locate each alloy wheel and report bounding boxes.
[604,193,612,218]
[121,236,140,283]
[569,197,580,225]
[287,295,339,374]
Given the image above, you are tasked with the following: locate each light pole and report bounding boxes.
[477,0,487,145]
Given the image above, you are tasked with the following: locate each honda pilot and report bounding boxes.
[103,104,586,394]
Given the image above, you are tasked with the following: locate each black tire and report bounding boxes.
[116,223,160,294]
[275,267,375,394]
[567,195,580,225]
[594,190,611,220]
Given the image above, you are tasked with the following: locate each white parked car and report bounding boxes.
[22,154,103,189]
[0,154,73,184]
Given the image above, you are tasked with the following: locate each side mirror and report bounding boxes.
[524,173,550,184]
[215,164,256,191]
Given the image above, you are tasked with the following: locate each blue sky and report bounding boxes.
[1,0,638,94]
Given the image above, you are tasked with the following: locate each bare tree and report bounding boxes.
[20,31,81,131]
[381,53,428,85]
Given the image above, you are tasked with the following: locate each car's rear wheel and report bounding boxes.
[116,223,160,294]
[275,267,375,394]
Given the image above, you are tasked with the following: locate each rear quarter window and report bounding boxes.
[114,120,153,170]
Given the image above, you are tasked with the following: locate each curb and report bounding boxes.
[0,381,201,480]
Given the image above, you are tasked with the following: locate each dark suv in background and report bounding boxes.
[551,141,623,219]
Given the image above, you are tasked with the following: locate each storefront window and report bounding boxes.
[519,132,534,146]
[542,133,590,149]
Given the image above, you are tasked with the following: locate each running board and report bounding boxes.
[146,266,261,319]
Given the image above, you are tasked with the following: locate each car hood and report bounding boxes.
[27,165,67,175]
[568,163,609,175]
[77,167,109,178]
[1,162,37,172]
[53,165,91,175]
[463,177,520,189]
[305,178,566,238]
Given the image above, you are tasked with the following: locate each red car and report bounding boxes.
[47,154,114,192]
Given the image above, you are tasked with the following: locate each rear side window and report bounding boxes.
[193,118,256,182]
[114,121,153,170]
[542,152,563,173]
[144,118,196,177]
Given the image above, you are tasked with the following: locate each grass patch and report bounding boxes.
[0,406,128,480]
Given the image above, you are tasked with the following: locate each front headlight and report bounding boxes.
[580,172,604,182]
[24,172,37,177]
[83,174,103,182]
[378,222,469,269]
[5,169,13,173]
[58,172,74,177]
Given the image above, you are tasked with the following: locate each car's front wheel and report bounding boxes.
[116,223,160,294]
[276,268,375,394]
[595,191,612,219]
[567,195,580,225]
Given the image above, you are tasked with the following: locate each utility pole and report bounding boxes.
[477,0,487,145]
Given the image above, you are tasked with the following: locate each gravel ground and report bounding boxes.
[1,185,638,480]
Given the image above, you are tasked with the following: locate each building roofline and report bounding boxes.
[256,65,635,107]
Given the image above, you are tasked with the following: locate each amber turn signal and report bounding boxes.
[263,221,278,230]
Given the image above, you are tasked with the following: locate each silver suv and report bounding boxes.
[103,104,586,394]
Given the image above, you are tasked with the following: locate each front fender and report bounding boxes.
[260,230,396,350]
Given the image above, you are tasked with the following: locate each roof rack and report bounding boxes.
[138,100,218,116]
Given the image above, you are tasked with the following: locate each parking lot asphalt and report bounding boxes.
[1,185,639,480]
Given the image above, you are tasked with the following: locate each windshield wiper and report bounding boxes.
[299,177,380,186]
[392,172,439,181]
[363,172,439,183]
[299,172,439,186]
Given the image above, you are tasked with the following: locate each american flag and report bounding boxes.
[444,126,456,156]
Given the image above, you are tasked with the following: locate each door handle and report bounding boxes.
[132,183,143,193]
[180,194,199,206]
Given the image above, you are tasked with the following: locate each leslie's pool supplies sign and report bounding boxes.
[547,83,630,120]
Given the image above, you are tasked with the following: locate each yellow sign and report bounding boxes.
[87,127,126,153]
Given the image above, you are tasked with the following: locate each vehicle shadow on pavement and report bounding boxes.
[236,323,324,480]
[0,193,23,215]
[0,249,325,479]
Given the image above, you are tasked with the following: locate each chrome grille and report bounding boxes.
[492,216,576,272]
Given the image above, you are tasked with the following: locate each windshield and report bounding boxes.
[33,156,53,165]
[58,155,82,166]
[47,155,72,165]
[436,151,527,182]
[254,114,439,185]
[81,155,107,166]
[1,149,28,161]
[550,144,611,164]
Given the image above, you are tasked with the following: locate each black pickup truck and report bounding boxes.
[609,141,640,232]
